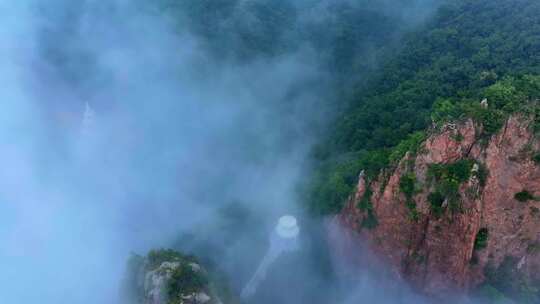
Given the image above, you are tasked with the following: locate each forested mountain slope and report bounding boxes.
[318,0,540,302]
[309,0,540,215]
[335,107,540,303]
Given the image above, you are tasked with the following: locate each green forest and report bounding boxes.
[308,0,540,215]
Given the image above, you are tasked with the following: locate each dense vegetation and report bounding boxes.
[308,0,540,215]
[303,2,540,302]
[474,228,489,251]
[400,172,420,221]
[356,185,378,229]
[427,160,474,214]
[534,153,540,164]
[515,190,539,203]
[154,0,429,81]
[332,0,540,152]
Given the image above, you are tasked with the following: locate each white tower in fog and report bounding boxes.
[81,102,96,138]
[77,102,99,156]
[241,215,300,300]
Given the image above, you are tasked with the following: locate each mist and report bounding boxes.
[0,1,446,303]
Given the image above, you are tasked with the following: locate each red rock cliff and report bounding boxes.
[336,115,540,297]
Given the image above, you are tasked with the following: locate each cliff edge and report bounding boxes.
[336,114,540,301]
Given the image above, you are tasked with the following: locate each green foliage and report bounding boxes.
[389,131,426,164]
[357,186,373,211]
[124,249,221,304]
[355,185,378,229]
[308,149,389,215]
[474,228,489,251]
[400,172,420,221]
[484,80,521,110]
[428,191,445,218]
[331,0,540,154]
[157,0,413,71]
[452,132,464,143]
[430,99,459,123]
[406,200,419,222]
[475,163,490,187]
[533,153,540,164]
[167,263,208,303]
[147,249,189,270]
[514,190,536,202]
[464,102,506,136]
[431,96,506,136]
[431,76,540,137]
[146,250,209,304]
[399,173,417,198]
[308,159,361,215]
[307,0,540,215]
[532,104,540,134]
[427,160,475,214]
[428,160,474,183]
[473,76,540,135]
[361,210,379,230]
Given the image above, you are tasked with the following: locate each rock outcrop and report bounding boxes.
[122,249,223,304]
[335,115,540,300]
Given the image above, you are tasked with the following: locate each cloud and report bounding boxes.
[0,1,445,303]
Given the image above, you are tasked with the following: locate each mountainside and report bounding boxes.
[309,0,540,215]
[309,1,540,301]
[334,109,540,302]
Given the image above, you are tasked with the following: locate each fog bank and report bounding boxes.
[0,1,443,303]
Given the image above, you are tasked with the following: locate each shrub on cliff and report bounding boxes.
[429,160,474,183]
[474,228,489,251]
[357,186,374,211]
[357,186,379,229]
[399,173,417,198]
[514,190,536,202]
[475,162,490,187]
[533,153,540,164]
[428,191,445,218]
[389,131,426,164]
[308,149,389,215]
[400,172,420,221]
[427,160,475,214]
[361,210,379,230]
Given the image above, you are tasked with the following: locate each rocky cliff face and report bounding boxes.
[335,115,540,299]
